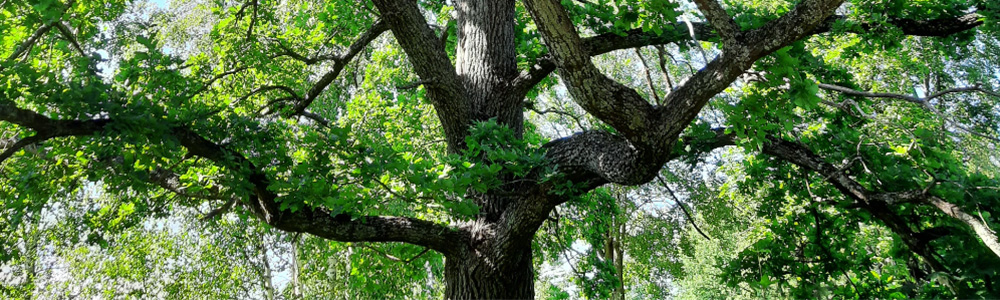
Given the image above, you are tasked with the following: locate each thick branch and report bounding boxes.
[0,101,465,256]
[513,12,982,96]
[542,131,655,186]
[371,0,470,153]
[692,0,740,46]
[927,196,1000,259]
[0,101,110,163]
[523,0,657,149]
[760,137,973,271]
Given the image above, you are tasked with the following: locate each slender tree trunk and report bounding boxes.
[256,232,276,300]
[291,234,302,299]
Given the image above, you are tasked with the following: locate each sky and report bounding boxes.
[151,0,169,9]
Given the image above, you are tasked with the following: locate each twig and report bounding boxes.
[397,79,434,90]
[633,47,661,104]
[360,244,431,264]
[527,106,586,129]
[654,45,675,93]
[656,175,712,240]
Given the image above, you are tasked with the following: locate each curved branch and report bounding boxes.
[512,12,983,96]
[186,66,251,100]
[294,20,389,115]
[237,85,302,108]
[818,83,1000,142]
[0,134,48,163]
[0,101,466,256]
[928,196,1000,259]
[657,175,712,240]
[371,0,470,153]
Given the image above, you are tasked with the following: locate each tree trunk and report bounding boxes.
[455,0,522,135]
[444,244,535,299]
[443,3,538,296]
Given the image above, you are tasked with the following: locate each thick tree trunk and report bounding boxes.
[444,244,535,299]
[455,0,523,136]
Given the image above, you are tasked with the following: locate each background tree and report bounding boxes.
[1,0,998,298]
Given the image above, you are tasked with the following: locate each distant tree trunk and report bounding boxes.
[291,234,302,299]
[256,232,276,300]
[602,192,627,300]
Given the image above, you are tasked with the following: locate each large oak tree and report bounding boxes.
[1,0,998,298]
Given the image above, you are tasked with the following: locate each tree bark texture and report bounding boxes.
[444,244,535,299]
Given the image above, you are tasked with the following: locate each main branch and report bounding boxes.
[0,100,466,256]
[372,0,470,153]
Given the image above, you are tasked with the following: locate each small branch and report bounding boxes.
[818,83,924,104]
[656,175,712,241]
[926,85,1000,101]
[235,85,302,109]
[53,22,86,57]
[5,24,53,63]
[187,66,251,100]
[634,48,661,104]
[0,134,49,163]
[245,0,259,42]
[396,79,433,90]
[654,45,675,93]
[294,20,389,115]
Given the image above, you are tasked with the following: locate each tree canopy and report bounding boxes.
[1,0,998,298]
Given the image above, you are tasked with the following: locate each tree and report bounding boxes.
[1,0,997,298]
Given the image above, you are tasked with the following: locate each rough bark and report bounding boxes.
[371,0,470,153]
[455,0,523,134]
[444,245,535,299]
